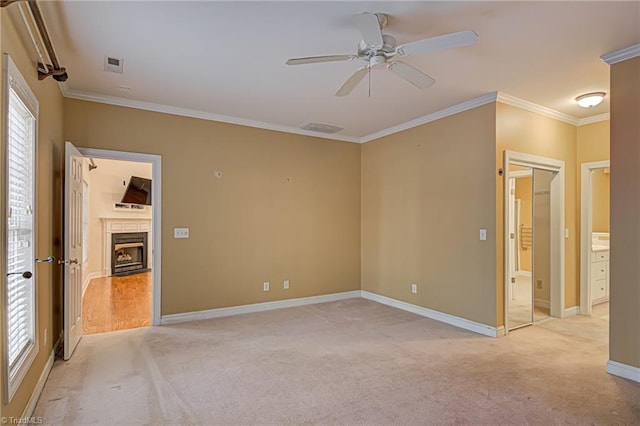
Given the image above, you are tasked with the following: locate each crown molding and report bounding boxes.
[58,84,606,144]
[359,92,498,143]
[601,44,640,65]
[497,92,578,125]
[59,84,361,144]
[577,113,610,126]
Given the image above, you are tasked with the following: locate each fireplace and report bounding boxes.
[111,232,149,276]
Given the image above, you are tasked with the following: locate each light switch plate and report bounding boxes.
[480,229,487,241]
[174,228,189,238]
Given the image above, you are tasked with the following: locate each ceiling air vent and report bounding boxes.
[104,56,124,73]
[300,122,344,134]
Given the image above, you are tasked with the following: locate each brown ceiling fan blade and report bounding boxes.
[388,61,435,89]
[396,30,478,57]
[286,55,356,65]
[335,67,369,97]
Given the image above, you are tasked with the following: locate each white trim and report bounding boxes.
[577,113,610,126]
[516,270,532,277]
[359,92,498,143]
[510,169,533,178]
[60,85,360,144]
[77,148,162,326]
[361,291,503,338]
[161,291,361,325]
[21,334,61,419]
[82,271,104,297]
[503,151,565,333]
[601,44,640,65]
[497,92,577,125]
[563,306,580,317]
[607,360,640,383]
[580,160,610,316]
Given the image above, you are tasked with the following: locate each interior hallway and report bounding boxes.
[35,299,638,424]
[82,272,152,334]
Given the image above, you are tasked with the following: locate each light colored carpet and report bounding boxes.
[34,299,639,425]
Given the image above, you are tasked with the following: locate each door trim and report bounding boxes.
[77,148,162,326]
[503,150,565,334]
[580,160,610,315]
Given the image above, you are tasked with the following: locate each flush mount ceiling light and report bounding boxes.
[575,92,606,108]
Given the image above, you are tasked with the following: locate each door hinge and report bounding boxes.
[511,277,516,284]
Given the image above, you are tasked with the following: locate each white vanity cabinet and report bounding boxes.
[590,249,609,304]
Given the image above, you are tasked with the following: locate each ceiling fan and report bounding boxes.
[286,13,478,97]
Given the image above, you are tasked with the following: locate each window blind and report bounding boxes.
[6,87,35,370]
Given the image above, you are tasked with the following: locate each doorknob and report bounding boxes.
[36,256,55,263]
[7,271,32,279]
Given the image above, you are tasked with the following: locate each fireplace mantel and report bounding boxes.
[100,217,152,276]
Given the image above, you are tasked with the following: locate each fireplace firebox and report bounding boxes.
[111,232,149,276]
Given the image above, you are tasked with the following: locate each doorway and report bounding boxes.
[81,157,154,334]
[504,151,565,333]
[78,148,162,327]
[580,161,611,315]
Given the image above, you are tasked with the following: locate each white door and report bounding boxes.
[64,141,84,359]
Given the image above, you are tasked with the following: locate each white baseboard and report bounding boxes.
[21,333,61,418]
[361,291,503,338]
[516,270,532,277]
[82,271,104,297]
[607,360,640,383]
[534,299,550,309]
[563,306,580,317]
[160,290,362,325]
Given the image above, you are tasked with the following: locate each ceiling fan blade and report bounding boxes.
[286,55,356,65]
[388,61,435,89]
[335,67,369,97]
[396,30,478,57]
[354,13,383,48]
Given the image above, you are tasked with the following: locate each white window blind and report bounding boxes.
[6,87,36,371]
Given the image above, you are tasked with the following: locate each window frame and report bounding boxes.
[1,54,40,403]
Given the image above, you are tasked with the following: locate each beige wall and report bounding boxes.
[361,104,497,326]
[63,99,361,315]
[0,9,65,418]
[496,102,578,326]
[514,176,532,272]
[609,55,640,369]
[591,169,610,233]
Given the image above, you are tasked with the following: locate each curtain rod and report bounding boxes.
[1,0,68,82]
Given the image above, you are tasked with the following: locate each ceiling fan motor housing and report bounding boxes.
[357,35,397,63]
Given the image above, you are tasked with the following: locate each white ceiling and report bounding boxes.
[32,1,640,140]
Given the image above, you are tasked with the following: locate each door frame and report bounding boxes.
[78,147,162,325]
[580,160,610,315]
[503,150,565,334]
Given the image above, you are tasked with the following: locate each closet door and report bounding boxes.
[532,169,555,322]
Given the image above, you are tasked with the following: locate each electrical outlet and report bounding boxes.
[263,282,269,291]
[283,280,289,290]
[536,280,543,289]
[479,228,487,241]
[411,283,417,294]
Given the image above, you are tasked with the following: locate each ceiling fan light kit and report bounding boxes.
[286,12,478,97]
[575,92,606,108]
